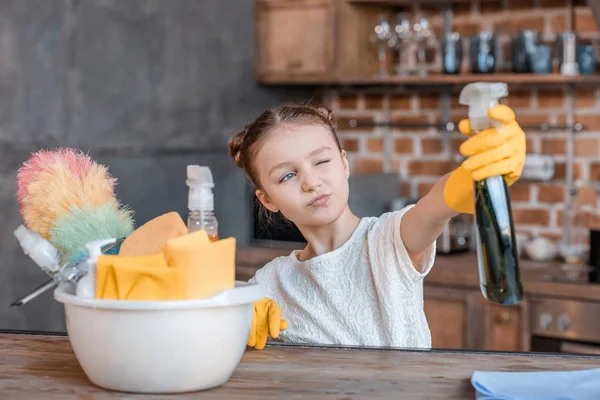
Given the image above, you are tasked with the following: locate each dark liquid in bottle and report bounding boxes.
[474,176,523,305]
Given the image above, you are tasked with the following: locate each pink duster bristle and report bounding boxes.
[16,148,96,204]
[16,147,117,238]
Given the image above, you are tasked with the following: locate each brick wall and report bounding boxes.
[324,2,600,243]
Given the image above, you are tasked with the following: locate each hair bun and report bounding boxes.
[316,106,337,131]
[228,126,247,168]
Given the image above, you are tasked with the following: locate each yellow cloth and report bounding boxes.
[95,253,184,300]
[247,298,288,350]
[163,230,236,299]
[95,229,237,301]
[443,104,526,214]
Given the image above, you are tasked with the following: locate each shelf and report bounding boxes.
[259,73,600,87]
[345,0,484,5]
[337,73,600,86]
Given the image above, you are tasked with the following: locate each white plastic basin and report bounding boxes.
[54,281,264,394]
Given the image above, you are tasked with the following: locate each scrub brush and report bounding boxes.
[11,148,135,306]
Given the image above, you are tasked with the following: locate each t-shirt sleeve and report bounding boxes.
[248,266,265,285]
[368,204,436,285]
[246,260,278,299]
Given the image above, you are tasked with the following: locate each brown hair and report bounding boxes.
[228,103,342,190]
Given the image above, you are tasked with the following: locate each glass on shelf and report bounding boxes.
[370,15,394,77]
[412,12,434,77]
[558,185,588,265]
[389,12,412,76]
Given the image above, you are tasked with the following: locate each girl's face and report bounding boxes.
[254,124,350,228]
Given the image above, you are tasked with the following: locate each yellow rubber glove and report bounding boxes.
[247,298,288,350]
[443,104,526,214]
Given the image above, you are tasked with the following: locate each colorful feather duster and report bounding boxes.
[16,148,134,264]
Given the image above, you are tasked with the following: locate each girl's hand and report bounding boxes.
[443,105,526,214]
[247,297,288,350]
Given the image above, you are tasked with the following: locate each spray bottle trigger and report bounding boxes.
[85,238,117,261]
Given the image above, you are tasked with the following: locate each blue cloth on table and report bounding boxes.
[472,368,600,400]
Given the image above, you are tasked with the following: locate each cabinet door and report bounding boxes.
[256,0,335,83]
[424,286,484,350]
[483,300,530,352]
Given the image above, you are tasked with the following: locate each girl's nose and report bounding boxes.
[301,172,322,193]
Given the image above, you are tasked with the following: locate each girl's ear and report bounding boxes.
[255,189,279,213]
[341,149,350,179]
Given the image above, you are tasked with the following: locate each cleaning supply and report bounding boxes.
[118,211,188,256]
[458,82,523,305]
[13,225,61,275]
[11,225,64,306]
[50,201,133,264]
[444,105,525,214]
[53,280,265,394]
[186,165,219,241]
[16,148,133,253]
[472,368,600,399]
[76,238,116,298]
[95,253,183,301]
[12,148,133,306]
[163,230,235,299]
[247,298,289,350]
[11,225,123,306]
[96,229,236,301]
[99,252,170,270]
[166,228,211,248]
[15,147,133,264]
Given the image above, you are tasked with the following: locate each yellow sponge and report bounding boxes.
[119,212,188,256]
[164,232,236,299]
[164,229,211,249]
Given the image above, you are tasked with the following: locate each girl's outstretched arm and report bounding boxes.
[400,105,526,267]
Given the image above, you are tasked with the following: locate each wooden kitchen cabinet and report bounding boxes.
[424,286,530,352]
[255,0,391,83]
[482,300,531,352]
[423,286,484,350]
[255,0,336,83]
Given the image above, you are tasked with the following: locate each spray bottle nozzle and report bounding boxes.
[187,165,214,187]
[458,82,508,106]
[186,165,215,211]
[85,238,117,261]
[459,82,508,132]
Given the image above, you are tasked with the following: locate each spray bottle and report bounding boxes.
[13,225,62,275]
[459,82,523,306]
[76,238,117,298]
[186,165,219,241]
[11,224,122,306]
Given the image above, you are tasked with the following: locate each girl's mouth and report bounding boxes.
[307,194,331,207]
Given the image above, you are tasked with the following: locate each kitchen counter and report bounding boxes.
[2,332,600,399]
[236,247,600,302]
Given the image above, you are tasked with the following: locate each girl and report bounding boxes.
[229,103,526,350]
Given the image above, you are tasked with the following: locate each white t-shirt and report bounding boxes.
[248,205,436,349]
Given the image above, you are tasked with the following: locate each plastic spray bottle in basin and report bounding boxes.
[76,238,117,298]
[459,82,523,305]
[186,165,219,241]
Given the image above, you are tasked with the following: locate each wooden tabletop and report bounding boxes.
[236,247,600,302]
[3,332,600,399]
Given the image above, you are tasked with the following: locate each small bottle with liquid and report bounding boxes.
[186,165,219,242]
